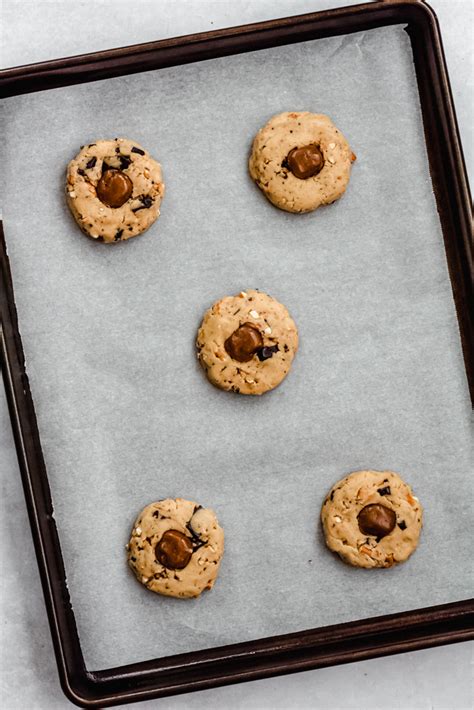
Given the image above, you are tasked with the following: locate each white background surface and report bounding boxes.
[1,1,473,708]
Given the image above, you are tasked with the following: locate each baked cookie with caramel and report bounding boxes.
[127,498,224,598]
[66,138,164,242]
[321,470,423,569]
[196,289,299,395]
[249,112,355,213]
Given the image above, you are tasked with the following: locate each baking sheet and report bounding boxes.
[1,25,472,671]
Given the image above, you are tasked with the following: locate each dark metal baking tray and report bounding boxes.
[0,1,473,707]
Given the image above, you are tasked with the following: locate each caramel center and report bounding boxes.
[155,529,193,569]
[224,322,263,362]
[96,168,133,208]
[357,504,396,538]
[286,144,324,179]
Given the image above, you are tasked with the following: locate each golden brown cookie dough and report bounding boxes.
[127,498,224,598]
[321,470,423,569]
[249,112,355,213]
[196,289,299,395]
[66,138,164,243]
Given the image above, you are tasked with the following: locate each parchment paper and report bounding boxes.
[1,25,472,671]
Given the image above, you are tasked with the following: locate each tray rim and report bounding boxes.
[1,1,473,707]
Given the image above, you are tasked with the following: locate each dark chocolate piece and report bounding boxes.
[398,520,407,530]
[257,344,279,361]
[377,486,391,496]
[86,157,97,169]
[131,146,145,155]
[132,195,153,213]
[114,229,123,241]
[186,519,206,552]
[119,155,131,170]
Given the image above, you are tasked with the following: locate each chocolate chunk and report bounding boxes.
[330,490,335,501]
[96,169,133,208]
[257,344,279,361]
[131,146,145,155]
[114,229,123,241]
[357,504,396,538]
[224,322,263,362]
[155,529,193,570]
[152,510,160,518]
[185,525,206,552]
[132,195,153,213]
[86,156,97,169]
[119,155,131,170]
[398,520,407,530]
[286,144,324,179]
[377,486,391,496]
[77,168,86,176]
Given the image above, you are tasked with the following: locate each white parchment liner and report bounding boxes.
[1,26,472,670]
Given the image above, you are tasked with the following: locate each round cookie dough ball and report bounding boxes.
[321,470,423,569]
[196,289,299,395]
[249,112,356,213]
[66,138,164,243]
[127,498,224,598]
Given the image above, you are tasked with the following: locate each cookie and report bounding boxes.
[321,470,423,568]
[249,112,355,213]
[66,138,164,243]
[196,289,299,395]
[127,498,224,598]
